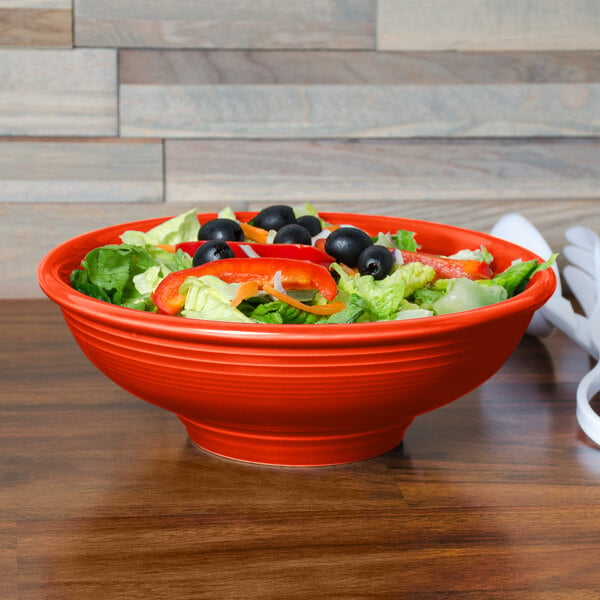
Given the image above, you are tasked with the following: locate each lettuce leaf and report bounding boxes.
[447,245,493,264]
[248,301,324,324]
[332,262,436,321]
[120,207,199,247]
[478,254,557,298]
[373,230,420,251]
[179,276,254,323]
[70,244,160,311]
[431,278,507,315]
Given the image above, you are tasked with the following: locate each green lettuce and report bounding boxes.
[372,230,420,251]
[478,254,557,298]
[332,262,436,321]
[447,245,493,264]
[179,276,254,323]
[70,244,160,310]
[120,207,199,247]
[431,278,507,315]
[248,301,324,324]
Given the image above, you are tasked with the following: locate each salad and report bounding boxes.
[69,204,555,325]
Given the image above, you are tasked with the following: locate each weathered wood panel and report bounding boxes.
[0,138,163,203]
[378,0,600,51]
[120,49,600,86]
[5,199,599,298]
[74,0,375,49]
[0,49,117,135]
[166,139,600,203]
[0,6,72,47]
[0,1,69,6]
[119,50,600,138]
[121,82,600,139]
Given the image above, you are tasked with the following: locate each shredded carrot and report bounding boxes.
[231,280,260,307]
[340,263,358,277]
[262,284,345,316]
[240,222,269,244]
[156,244,177,253]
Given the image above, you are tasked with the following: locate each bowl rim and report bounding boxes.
[37,211,556,347]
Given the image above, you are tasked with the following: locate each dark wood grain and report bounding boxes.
[2,299,600,599]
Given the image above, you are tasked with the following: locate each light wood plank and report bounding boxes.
[119,49,600,86]
[0,1,69,7]
[0,138,163,203]
[0,48,117,135]
[0,8,72,47]
[119,50,600,138]
[4,199,599,298]
[121,82,600,138]
[166,139,600,203]
[378,0,600,51]
[74,0,375,49]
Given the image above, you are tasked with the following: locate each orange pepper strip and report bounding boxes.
[155,244,177,253]
[230,281,260,307]
[340,263,358,277]
[262,284,345,316]
[240,222,269,244]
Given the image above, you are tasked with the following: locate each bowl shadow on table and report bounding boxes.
[383,332,565,469]
[20,339,569,599]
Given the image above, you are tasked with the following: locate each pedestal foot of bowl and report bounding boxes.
[178,415,413,466]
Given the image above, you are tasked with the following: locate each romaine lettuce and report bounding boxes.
[179,276,254,323]
[120,207,199,247]
[332,262,436,321]
[431,278,507,315]
[70,244,160,311]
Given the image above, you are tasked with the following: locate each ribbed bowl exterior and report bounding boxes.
[38,212,556,466]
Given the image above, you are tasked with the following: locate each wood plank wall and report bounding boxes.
[1,0,599,297]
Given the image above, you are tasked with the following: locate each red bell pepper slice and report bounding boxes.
[400,250,493,280]
[176,240,334,266]
[154,257,338,315]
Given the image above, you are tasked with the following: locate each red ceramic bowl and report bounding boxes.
[38,212,555,466]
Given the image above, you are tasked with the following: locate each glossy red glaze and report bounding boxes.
[37,212,556,466]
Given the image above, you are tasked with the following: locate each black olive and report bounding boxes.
[357,245,394,280]
[296,215,322,236]
[252,205,297,231]
[198,218,243,242]
[324,227,373,268]
[192,240,235,266]
[273,223,312,245]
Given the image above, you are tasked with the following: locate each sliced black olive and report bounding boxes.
[252,205,297,231]
[357,245,394,280]
[192,240,235,266]
[273,223,312,245]
[296,215,322,236]
[198,218,243,242]
[324,227,373,268]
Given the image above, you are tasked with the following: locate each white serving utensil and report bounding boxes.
[490,214,593,354]
[490,213,600,446]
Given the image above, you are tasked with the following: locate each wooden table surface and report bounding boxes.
[2,299,600,599]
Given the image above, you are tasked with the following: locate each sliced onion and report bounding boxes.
[311,229,331,244]
[393,249,404,265]
[273,270,286,294]
[239,244,260,258]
